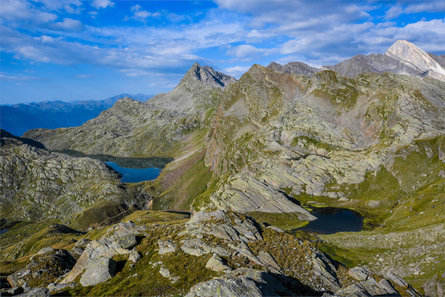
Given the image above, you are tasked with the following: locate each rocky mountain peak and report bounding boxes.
[145,63,236,114]
[385,40,445,80]
[386,40,423,58]
[180,63,236,89]
[114,97,139,105]
[267,61,319,76]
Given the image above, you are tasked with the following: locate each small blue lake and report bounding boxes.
[293,207,363,234]
[105,161,161,183]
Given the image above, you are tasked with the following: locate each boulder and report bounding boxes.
[159,267,171,278]
[128,249,140,263]
[79,257,116,287]
[378,279,397,295]
[158,239,177,255]
[348,266,371,281]
[181,238,229,257]
[384,270,408,287]
[205,255,231,272]
[108,221,139,249]
[62,231,136,284]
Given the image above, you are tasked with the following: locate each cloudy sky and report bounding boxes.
[1,0,444,104]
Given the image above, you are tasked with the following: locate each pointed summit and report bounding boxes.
[385,40,445,80]
[147,63,235,113]
[180,63,236,89]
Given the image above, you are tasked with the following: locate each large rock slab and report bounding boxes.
[185,268,297,297]
[79,257,116,287]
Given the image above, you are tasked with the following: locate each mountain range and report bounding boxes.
[270,40,445,81]
[2,40,444,296]
[0,93,152,136]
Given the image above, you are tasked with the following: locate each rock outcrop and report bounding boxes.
[61,221,144,286]
[0,130,135,224]
[185,268,297,297]
[15,210,418,296]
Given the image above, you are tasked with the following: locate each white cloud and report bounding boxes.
[128,4,160,21]
[228,44,266,58]
[2,0,444,85]
[405,0,445,13]
[0,73,41,81]
[215,0,371,30]
[385,6,403,19]
[52,18,83,31]
[359,19,445,53]
[32,0,82,11]
[223,65,250,77]
[384,1,445,20]
[0,0,57,23]
[91,0,114,9]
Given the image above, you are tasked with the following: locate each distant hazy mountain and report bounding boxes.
[269,40,445,82]
[0,93,152,136]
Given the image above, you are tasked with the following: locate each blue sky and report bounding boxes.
[1,0,444,104]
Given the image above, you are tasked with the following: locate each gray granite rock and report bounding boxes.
[158,239,177,255]
[79,257,116,287]
[185,268,297,297]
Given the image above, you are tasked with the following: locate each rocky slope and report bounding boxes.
[0,130,140,226]
[0,210,422,297]
[326,40,445,81]
[271,40,445,82]
[19,43,445,294]
[24,64,235,158]
[200,66,445,210]
[386,40,445,81]
[148,63,235,113]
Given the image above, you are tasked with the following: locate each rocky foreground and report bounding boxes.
[1,210,421,297]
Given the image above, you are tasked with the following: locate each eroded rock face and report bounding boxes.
[0,130,134,224]
[185,268,297,297]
